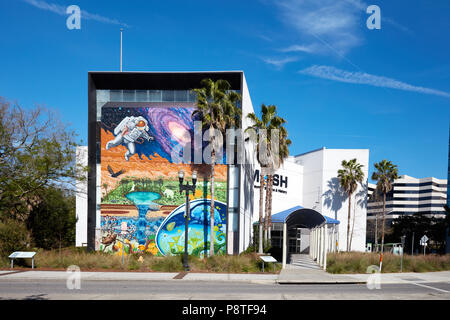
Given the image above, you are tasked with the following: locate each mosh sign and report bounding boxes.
[253,169,288,189]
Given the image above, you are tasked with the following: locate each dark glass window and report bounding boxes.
[162,90,175,102]
[148,90,162,101]
[174,90,188,101]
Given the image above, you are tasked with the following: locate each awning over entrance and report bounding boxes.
[270,206,340,270]
[271,205,340,228]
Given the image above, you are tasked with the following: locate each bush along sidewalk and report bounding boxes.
[0,247,281,274]
[326,252,450,274]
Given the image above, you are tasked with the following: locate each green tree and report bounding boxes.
[266,113,291,243]
[0,98,85,222]
[27,187,76,251]
[0,219,30,257]
[246,104,291,250]
[390,213,448,254]
[192,79,241,256]
[338,159,365,251]
[371,159,398,268]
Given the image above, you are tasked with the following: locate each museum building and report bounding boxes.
[76,71,369,267]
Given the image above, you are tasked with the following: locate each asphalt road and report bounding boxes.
[0,280,449,300]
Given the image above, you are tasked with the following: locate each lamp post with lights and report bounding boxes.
[178,169,197,271]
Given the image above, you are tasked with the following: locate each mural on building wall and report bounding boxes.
[100,105,227,257]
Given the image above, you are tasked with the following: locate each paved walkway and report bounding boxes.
[1,267,449,285]
[287,254,322,270]
[278,254,363,284]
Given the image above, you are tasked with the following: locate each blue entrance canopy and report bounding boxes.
[271,206,340,228]
[324,216,340,225]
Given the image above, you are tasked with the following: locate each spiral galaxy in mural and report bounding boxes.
[144,107,193,158]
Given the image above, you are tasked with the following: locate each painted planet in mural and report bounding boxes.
[155,199,227,257]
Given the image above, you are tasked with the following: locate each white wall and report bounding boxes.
[321,149,369,252]
[295,148,324,212]
[75,146,88,247]
[252,158,304,224]
[238,73,257,253]
[296,148,369,252]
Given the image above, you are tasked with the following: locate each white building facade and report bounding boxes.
[247,148,369,253]
[368,175,448,220]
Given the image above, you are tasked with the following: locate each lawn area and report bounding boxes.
[327,252,450,274]
[0,248,280,274]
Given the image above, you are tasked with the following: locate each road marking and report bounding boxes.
[409,282,449,293]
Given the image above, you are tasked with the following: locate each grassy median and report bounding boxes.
[326,252,450,273]
[0,247,281,273]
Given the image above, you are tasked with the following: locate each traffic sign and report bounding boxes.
[420,235,429,245]
[420,235,429,255]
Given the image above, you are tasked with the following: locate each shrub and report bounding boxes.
[0,219,30,258]
[327,252,450,273]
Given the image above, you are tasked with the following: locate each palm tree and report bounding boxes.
[192,78,241,256]
[246,104,291,250]
[267,117,291,243]
[246,106,270,253]
[371,159,398,269]
[337,159,365,251]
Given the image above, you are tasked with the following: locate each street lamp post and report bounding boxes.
[178,169,197,271]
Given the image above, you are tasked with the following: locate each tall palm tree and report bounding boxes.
[192,78,241,257]
[371,159,398,269]
[246,105,273,253]
[246,104,290,250]
[267,118,291,243]
[338,159,365,251]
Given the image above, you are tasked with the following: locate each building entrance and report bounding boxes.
[288,228,302,253]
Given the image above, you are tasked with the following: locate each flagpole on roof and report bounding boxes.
[120,28,123,72]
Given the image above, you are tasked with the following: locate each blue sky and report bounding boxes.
[1,0,449,180]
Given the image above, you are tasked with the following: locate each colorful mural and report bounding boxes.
[100,106,228,257]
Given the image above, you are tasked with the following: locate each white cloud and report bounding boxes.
[262,56,299,69]
[299,65,450,98]
[273,0,410,56]
[274,0,363,55]
[23,0,130,27]
[279,44,318,53]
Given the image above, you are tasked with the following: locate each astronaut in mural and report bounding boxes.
[106,116,154,161]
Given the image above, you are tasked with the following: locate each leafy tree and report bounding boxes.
[338,159,365,251]
[192,79,241,256]
[0,219,30,257]
[390,213,448,254]
[0,98,85,222]
[371,160,398,268]
[27,187,76,251]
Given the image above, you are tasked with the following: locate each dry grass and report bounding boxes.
[327,252,450,274]
[0,248,280,273]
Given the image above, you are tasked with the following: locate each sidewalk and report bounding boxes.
[0,270,277,283]
[0,269,449,284]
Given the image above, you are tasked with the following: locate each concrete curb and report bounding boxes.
[0,270,448,285]
[276,280,366,285]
